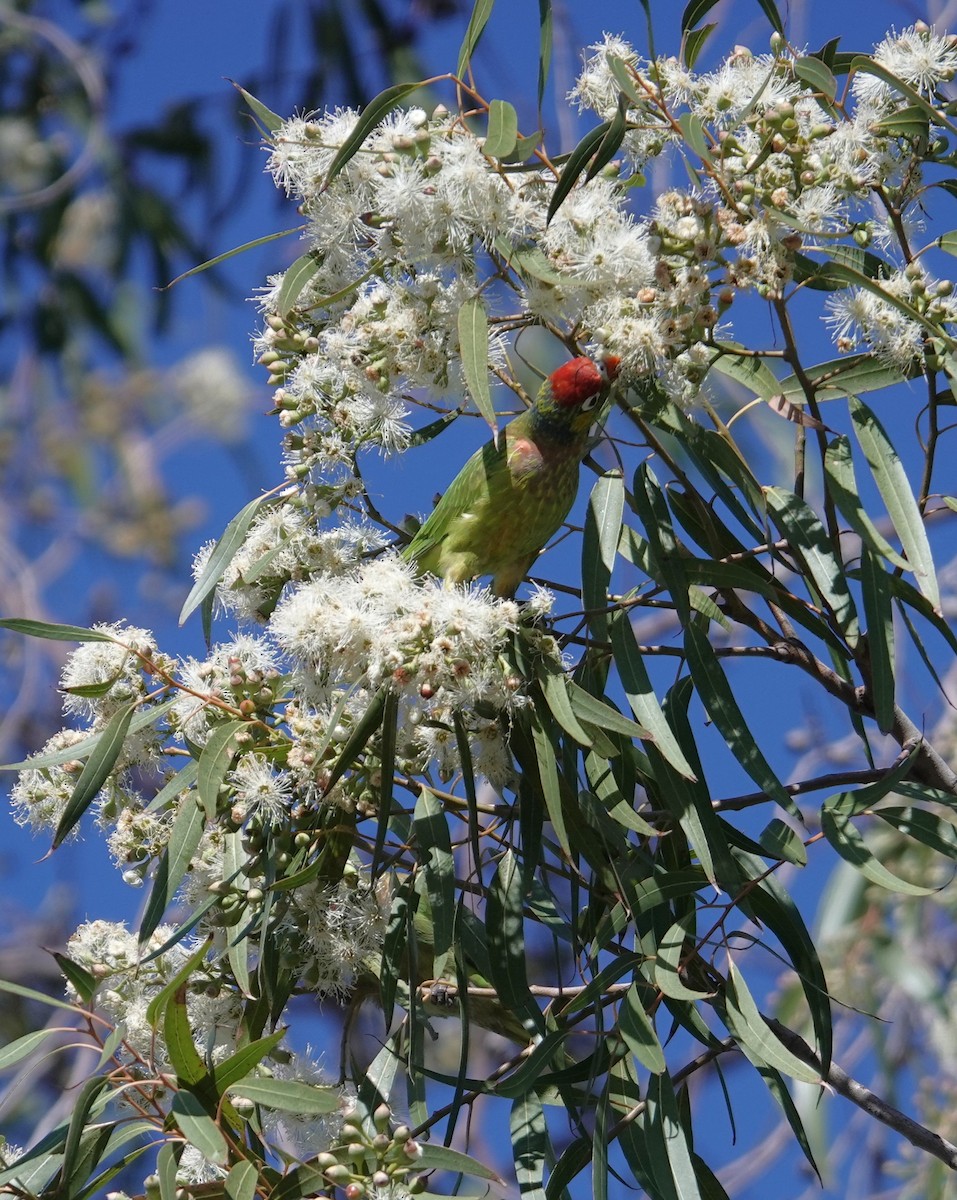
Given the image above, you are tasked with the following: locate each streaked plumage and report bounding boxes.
[403,356,619,596]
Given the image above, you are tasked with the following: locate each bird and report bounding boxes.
[402,355,620,597]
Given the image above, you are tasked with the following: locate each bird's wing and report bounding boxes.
[402,441,500,574]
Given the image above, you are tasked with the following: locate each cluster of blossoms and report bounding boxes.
[256,21,957,442]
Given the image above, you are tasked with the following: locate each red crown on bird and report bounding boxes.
[551,355,621,407]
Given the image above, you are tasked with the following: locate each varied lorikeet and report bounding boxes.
[403,356,620,597]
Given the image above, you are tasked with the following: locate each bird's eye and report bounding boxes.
[580,392,601,412]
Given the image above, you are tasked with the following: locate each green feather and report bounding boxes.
[403,367,601,596]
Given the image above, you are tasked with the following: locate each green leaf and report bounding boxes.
[234,84,283,134]
[139,792,206,942]
[582,470,623,640]
[277,252,321,318]
[162,225,305,290]
[779,351,909,401]
[536,655,592,746]
[609,614,696,779]
[681,0,720,32]
[52,702,136,850]
[225,1161,259,1200]
[457,0,496,78]
[678,112,712,162]
[197,720,245,820]
[870,104,931,138]
[876,806,957,859]
[537,0,553,110]
[619,982,666,1073]
[53,952,97,1003]
[324,685,389,798]
[493,237,565,285]
[849,396,940,613]
[324,81,425,187]
[457,295,496,432]
[821,802,936,895]
[227,1076,341,1113]
[414,1142,503,1183]
[179,493,275,626]
[165,984,208,1089]
[567,680,650,741]
[170,1089,228,1164]
[484,99,519,158]
[849,56,957,136]
[486,850,543,1036]
[824,437,910,570]
[547,121,612,224]
[0,619,113,643]
[724,961,821,1082]
[937,229,957,257]
[758,818,807,866]
[644,1070,703,1200]
[684,623,794,812]
[157,1142,179,1200]
[859,548,895,734]
[756,0,785,34]
[145,937,212,1026]
[684,23,717,71]
[708,343,780,399]
[654,915,714,1001]
[529,702,569,855]
[511,1092,547,1198]
[414,787,455,979]
[55,1070,110,1200]
[0,1027,61,1071]
[763,487,859,645]
[793,55,837,100]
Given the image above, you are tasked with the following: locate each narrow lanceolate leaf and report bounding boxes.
[164,984,208,1088]
[139,792,206,943]
[234,84,283,134]
[824,437,909,569]
[821,799,936,896]
[859,548,895,734]
[610,612,695,779]
[582,471,623,638]
[763,487,859,646]
[414,1143,504,1183]
[51,702,136,850]
[179,493,275,626]
[197,720,245,820]
[547,121,612,224]
[708,342,780,399]
[529,703,569,855]
[654,917,713,1002]
[684,624,794,812]
[226,1077,341,1113]
[413,787,455,979]
[724,962,821,1083]
[511,1091,547,1199]
[681,0,721,32]
[0,619,113,643]
[486,850,544,1036]
[277,252,321,318]
[877,806,957,860]
[457,0,496,77]
[644,1071,704,1200]
[536,655,592,746]
[758,818,807,866]
[324,81,425,186]
[619,982,666,1073]
[0,1028,61,1070]
[483,99,519,158]
[849,396,940,613]
[848,56,957,136]
[457,295,496,433]
[566,680,649,741]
